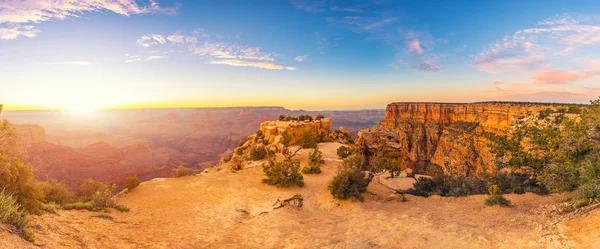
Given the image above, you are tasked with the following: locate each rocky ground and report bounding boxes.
[4,142,600,249]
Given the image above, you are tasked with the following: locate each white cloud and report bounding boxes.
[0,25,39,40]
[48,61,90,66]
[473,13,600,73]
[294,55,308,62]
[125,54,167,63]
[133,31,296,70]
[491,80,504,85]
[210,60,295,70]
[0,0,178,40]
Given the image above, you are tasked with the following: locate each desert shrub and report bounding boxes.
[337,146,352,159]
[285,116,292,121]
[174,165,191,177]
[230,156,244,171]
[409,177,438,197]
[249,145,267,160]
[62,201,96,211]
[538,108,554,119]
[74,179,116,208]
[484,194,512,207]
[302,147,323,174]
[0,190,33,241]
[329,155,368,201]
[235,148,244,156]
[41,202,59,213]
[574,199,590,208]
[484,185,512,207]
[278,115,286,121]
[375,157,401,178]
[0,154,43,214]
[298,130,318,149]
[488,184,502,195]
[262,159,304,188]
[114,204,130,212]
[38,179,73,205]
[124,177,141,191]
[316,115,324,120]
[567,106,582,114]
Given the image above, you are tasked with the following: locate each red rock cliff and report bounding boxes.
[358,102,577,176]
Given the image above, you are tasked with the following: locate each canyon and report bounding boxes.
[357,102,582,176]
[2,107,383,186]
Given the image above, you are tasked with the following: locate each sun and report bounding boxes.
[62,102,99,116]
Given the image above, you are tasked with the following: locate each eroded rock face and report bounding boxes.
[358,102,578,176]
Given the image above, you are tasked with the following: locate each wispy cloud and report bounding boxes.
[415,62,442,72]
[492,80,504,85]
[210,60,296,70]
[294,55,308,62]
[134,31,296,70]
[408,40,424,54]
[290,0,327,13]
[48,61,90,66]
[125,54,167,63]
[0,0,178,40]
[0,25,38,40]
[531,69,592,84]
[473,13,600,73]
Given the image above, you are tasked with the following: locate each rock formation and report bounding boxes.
[357,102,581,176]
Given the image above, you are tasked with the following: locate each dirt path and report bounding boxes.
[6,142,599,248]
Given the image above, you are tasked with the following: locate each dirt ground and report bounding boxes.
[4,142,600,249]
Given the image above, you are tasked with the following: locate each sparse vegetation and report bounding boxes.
[298,129,318,149]
[337,146,352,159]
[174,165,191,177]
[114,204,130,212]
[273,194,303,209]
[74,178,116,208]
[0,189,33,241]
[124,177,141,191]
[38,179,73,205]
[375,157,401,178]
[484,185,512,207]
[91,214,113,220]
[230,156,244,171]
[302,147,323,174]
[329,155,367,201]
[63,201,97,211]
[248,145,267,160]
[262,159,304,188]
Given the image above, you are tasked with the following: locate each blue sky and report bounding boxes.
[1,0,599,111]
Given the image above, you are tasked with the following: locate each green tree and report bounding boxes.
[262,159,304,188]
[329,155,368,201]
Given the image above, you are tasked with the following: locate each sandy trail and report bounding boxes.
[5,142,599,248]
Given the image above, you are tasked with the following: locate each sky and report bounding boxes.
[1,0,600,111]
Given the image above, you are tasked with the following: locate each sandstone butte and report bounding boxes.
[357,102,583,177]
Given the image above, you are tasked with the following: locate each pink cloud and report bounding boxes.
[531,69,592,84]
[491,80,504,85]
[408,40,424,54]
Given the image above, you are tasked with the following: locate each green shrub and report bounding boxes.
[375,157,401,178]
[538,108,554,119]
[235,148,244,156]
[249,145,267,160]
[409,177,438,197]
[316,115,324,120]
[278,115,286,121]
[488,185,502,195]
[574,199,590,208]
[124,177,141,191]
[114,204,130,212]
[298,130,318,149]
[302,147,323,174]
[38,179,73,205]
[484,195,512,207]
[0,154,43,214]
[567,106,582,114]
[262,160,305,188]
[174,166,191,177]
[0,190,33,241]
[301,164,321,174]
[74,179,116,208]
[41,202,59,213]
[337,146,352,159]
[63,201,96,211]
[329,156,367,201]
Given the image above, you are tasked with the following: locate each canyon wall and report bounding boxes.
[358,102,579,176]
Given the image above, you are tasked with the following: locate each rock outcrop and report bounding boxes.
[358,102,581,176]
